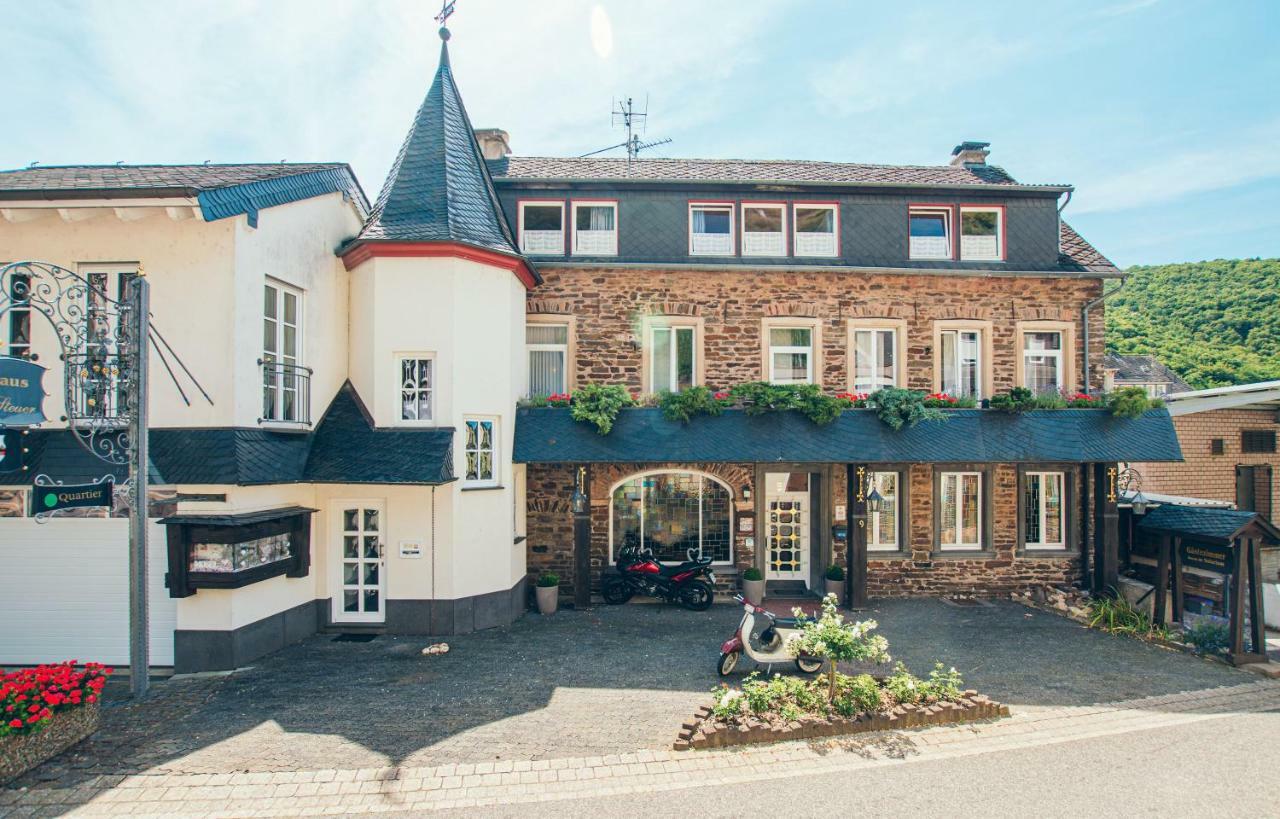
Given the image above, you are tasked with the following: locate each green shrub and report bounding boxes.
[536,572,559,588]
[569,384,634,435]
[1031,391,1068,409]
[866,388,947,430]
[658,386,728,424]
[920,663,964,702]
[742,567,763,582]
[709,684,745,720]
[832,673,882,716]
[824,564,845,581]
[884,663,923,705]
[789,594,891,702]
[989,387,1036,413]
[1183,618,1230,654]
[1087,594,1155,636]
[729,382,847,426]
[1106,387,1164,419]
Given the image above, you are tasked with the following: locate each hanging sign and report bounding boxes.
[31,480,115,516]
[0,429,23,472]
[0,356,47,426]
[1180,541,1234,575]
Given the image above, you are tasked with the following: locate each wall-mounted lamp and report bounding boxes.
[741,484,752,501]
[867,486,884,514]
[1130,489,1150,517]
[571,466,588,515]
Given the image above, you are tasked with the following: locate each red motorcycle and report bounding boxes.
[601,543,716,611]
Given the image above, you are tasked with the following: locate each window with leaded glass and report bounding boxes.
[939,471,982,550]
[1023,471,1065,549]
[463,417,497,486]
[868,471,899,551]
[611,472,733,563]
[526,323,569,397]
[398,356,433,422]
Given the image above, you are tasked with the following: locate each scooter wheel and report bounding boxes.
[601,578,633,605]
[679,580,714,612]
[718,651,740,677]
[795,658,823,674]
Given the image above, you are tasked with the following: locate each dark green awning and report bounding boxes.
[513,407,1183,465]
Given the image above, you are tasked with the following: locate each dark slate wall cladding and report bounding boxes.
[495,185,1062,270]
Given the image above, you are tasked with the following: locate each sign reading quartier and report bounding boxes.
[32,481,115,516]
[0,356,47,426]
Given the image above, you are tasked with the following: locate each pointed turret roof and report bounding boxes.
[351,39,522,260]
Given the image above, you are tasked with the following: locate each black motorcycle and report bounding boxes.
[601,543,716,611]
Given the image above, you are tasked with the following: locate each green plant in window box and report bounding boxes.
[1105,386,1164,419]
[1031,391,1068,409]
[569,384,634,435]
[865,388,947,430]
[658,386,730,424]
[988,387,1036,413]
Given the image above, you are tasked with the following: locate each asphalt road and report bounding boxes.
[439,708,1280,819]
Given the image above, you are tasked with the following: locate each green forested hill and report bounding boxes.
[1106,258,1280,389]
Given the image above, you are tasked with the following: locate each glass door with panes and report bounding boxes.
[765,472,810,584]
[333,502,386,623]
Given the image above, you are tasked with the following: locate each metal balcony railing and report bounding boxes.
[259,359,312,425]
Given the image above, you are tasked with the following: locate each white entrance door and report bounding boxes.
[765,472,810,584]
[332,501,386,623]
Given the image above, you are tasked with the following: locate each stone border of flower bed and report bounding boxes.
[0,703,100,785]
[674,692,1008,751]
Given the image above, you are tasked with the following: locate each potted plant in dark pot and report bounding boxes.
[824,564,845,605]
[535,571,560,615]
[741,567,765,606]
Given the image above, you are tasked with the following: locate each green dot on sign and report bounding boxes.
[43,493,57,508]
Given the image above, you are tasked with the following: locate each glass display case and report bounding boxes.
[189,533,293,573]
[162,506,315,597]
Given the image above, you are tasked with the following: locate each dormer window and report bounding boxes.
[689,202,734,256]
[909,206,953,260]
[741,203,786,257]
[960,206,1004,261]
[571,201,618,256]
[518,201,565,255]
[793,203,838,257]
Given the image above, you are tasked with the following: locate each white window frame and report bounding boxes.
[647,322,699,393]
[793,203,839,258]
[262,278,305,425]
[517,200,565,256]
[851,327,899,392]
[607,469,735,566]
[396,353,435,426]
[867,471,900,552]
[940,471,983,551]
[525,320,571,397]
[570,200,618,256]
[959,205,1004,262]
[1021,330,1064,394]
[939,328,984,399]
[766,322,817,385]
[1023,471,1066,550]
[741,202,787,258]
[463,416,499,488]
[909,205,953,260]
[5,270,32,359]
[688,202,735,256]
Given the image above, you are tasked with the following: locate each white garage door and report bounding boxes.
[0,518,176,667]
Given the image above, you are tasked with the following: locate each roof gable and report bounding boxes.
[354,41,518,256]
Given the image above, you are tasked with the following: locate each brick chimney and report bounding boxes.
[950,141,990,167]
[474,128,511,160]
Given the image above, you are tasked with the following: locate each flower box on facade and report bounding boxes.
[0,702,99,785]
[160,506,316,598]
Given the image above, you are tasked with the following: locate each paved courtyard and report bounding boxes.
[2,598,1256,816]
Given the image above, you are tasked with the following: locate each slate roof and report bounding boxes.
[1058,222,1120,274]
[1104,354,1192,391]
[353,40,520,256]
[487,156,1067,190]
[5,384,453,487]
[1138,504,1280,546]
[0,163,369,227]
[512,407,1183,465]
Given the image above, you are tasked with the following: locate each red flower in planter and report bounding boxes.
[7,719,20,729]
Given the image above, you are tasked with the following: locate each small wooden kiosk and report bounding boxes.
[1135,505,1280,666]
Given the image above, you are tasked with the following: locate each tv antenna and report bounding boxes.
[580,96,672,161]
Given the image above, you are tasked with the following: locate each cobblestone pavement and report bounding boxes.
[0,599,1253,816]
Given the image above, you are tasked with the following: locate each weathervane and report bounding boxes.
[435,0,456,39]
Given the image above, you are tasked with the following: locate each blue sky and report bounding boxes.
[4,0,1278,267]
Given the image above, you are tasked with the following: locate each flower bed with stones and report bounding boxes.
[675,691,1008,750]
[1,661,111,785]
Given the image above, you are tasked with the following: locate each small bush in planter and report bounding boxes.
[824,565,845,582]
[742,567,763,582]
[536,572,560,588]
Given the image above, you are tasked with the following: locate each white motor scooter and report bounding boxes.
[717,594,824,676]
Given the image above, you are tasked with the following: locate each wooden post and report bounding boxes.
[573,465,592,609]
[1228,536,1246,659]
[1092,462,1120,594]
[1154,535,1170,628]
[1171,536,1184,623]
[847,464,868,610]
[1247,537,1266,658]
